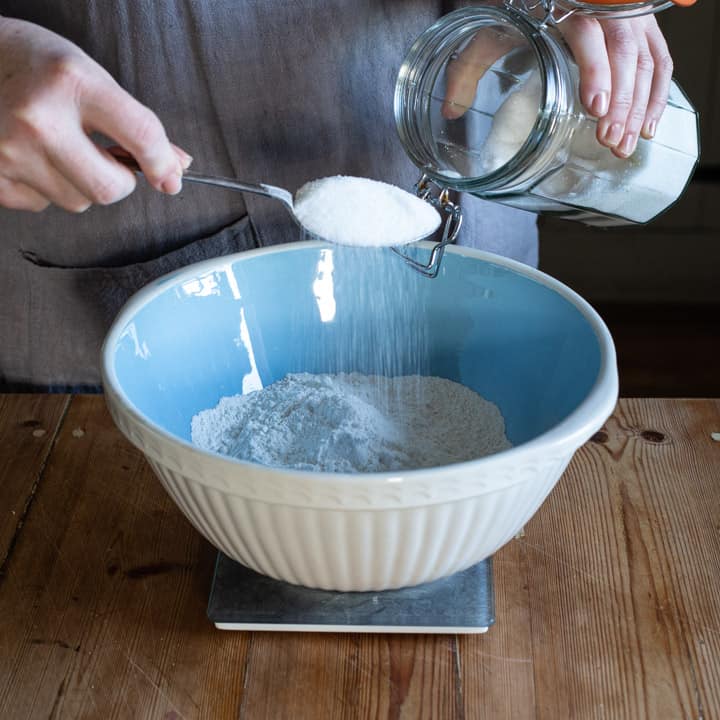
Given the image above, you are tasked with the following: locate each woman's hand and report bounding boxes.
[559,13,673,158]
[0,16,191,212]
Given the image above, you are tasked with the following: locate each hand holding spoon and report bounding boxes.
[108,148,440,248]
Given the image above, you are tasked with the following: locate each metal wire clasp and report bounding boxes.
[505,0,677,24]
[504,0,577,27]
[391,174,463,279]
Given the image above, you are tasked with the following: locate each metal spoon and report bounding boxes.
[108,149,449,272]
[108,148,295,216]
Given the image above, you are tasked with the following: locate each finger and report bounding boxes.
[108,143,190,171]
[48,132,137,205]
[0,176,50,212]
[13,156,92,213]
[641,22,673,139]
[560,16,611,118]
[443,57,485,120]
[607,20,657,157]
[612,27,654,158]
[596,19,639,149]
[171,143,193,170]
[442,28,521,119]
[80,80,183,194]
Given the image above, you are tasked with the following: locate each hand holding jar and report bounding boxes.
[396,3,699,226]
[442,11,674,158]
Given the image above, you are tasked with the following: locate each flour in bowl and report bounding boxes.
[293,176,441,247]
[191,372,511,473]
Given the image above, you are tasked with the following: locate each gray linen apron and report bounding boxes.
[0,0,538,390]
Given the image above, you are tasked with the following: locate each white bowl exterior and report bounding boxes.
[145,453,571,591]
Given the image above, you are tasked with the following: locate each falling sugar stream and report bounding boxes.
[301,235,432,422]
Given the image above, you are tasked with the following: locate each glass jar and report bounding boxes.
[394,2,699,227]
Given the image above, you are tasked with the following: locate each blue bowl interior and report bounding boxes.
[110,245,601,451]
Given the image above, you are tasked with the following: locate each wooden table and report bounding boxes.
[1,396,719,719]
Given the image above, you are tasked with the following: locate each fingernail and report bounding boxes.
[179,152,193,170]
[617,133,636,158]
[603,122,624,147]
[590,92,609,117]
[161,177,182,195]
[441,102,463,120]
[642,119,657,139]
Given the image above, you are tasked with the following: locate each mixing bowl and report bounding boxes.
[102,241,617,591]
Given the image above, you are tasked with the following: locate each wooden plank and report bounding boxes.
[501,398,719,719]
[0,395,250,719]
[238,632,461,719]
[458,538,536,719]
[0,394,69,567]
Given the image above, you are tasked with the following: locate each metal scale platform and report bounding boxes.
[207,552,494,633]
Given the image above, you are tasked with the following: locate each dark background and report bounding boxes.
[538,2,719,397]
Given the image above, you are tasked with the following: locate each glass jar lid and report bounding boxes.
[565,0,694,7]
[507,0,695,22]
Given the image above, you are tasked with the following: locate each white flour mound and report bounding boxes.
[293,176,441,247]
[191,372,511,473]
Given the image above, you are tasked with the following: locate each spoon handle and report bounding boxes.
[107,147,294,209]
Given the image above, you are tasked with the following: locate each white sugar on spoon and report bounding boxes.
[108,151,439,247]
[293,176,441,247]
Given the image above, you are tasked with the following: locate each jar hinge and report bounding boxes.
[392,174,463,279]
[504,0,577,27]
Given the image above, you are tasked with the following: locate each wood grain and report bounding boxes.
[0,394,69,569]
[238,632,461,719]
[0,397,719,719]
[511,398,720,719]
[458,537,536,719]
[0,396,250,719]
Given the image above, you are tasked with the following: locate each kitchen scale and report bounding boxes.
[207,552,494,633]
